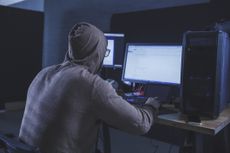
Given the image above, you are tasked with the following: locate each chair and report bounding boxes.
[0,133,40,153]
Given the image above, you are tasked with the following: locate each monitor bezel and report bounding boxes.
[122,42,183,86]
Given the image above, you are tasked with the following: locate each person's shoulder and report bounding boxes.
[92,75,113,91]
[82,70,104,85]
[39,65,57,74]
[62,65,100,83]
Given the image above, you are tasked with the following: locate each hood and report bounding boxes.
[64,22,107,74]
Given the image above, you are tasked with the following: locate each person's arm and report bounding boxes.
[91,77,159,135]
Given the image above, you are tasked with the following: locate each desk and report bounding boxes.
[155,107,230,153]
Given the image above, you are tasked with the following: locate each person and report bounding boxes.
[19,22,161,153]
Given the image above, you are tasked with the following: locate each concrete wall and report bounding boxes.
[43,0,209,67]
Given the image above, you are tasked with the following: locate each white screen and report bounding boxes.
[123,44,182,84]
[103,39,114,66]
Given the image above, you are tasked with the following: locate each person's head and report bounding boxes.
[65,22,107,74]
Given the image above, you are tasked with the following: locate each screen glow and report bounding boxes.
[122,44,182,85]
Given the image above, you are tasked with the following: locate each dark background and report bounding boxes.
[0,6,43,103]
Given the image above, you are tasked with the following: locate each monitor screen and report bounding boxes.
[122,43,182,85]
[103,33,125,67]
[103,38,115,67]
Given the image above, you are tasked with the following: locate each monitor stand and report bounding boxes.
[187,115,201,123]
[186,115,202,126]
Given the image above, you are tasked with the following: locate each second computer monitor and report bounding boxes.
[122,43,182,85]
[103,33,125,67]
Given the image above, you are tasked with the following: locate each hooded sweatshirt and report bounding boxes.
[19,22,155,153]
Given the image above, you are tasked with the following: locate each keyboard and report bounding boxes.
[124,95,179,114]
[123,96,148,105]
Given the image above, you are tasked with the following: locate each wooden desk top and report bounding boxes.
[156,106,230,135]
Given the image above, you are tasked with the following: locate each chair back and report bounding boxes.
[0,133,40,153]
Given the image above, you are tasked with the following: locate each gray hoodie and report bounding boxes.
[19,22,155,153]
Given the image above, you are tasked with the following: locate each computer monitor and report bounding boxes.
[103,33,125,67]
[122,43,182,85]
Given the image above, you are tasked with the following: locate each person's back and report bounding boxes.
[19,22,160,153]
[20,63,101,153]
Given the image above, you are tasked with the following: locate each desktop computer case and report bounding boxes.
[181,30,230,119]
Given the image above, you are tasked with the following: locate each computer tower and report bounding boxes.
[181,30,230,119]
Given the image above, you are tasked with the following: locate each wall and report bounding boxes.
[111,1,230,43]
[43,0,209,67]
[0,6,43,103]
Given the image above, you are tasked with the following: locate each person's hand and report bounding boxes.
[144,97,161,112]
